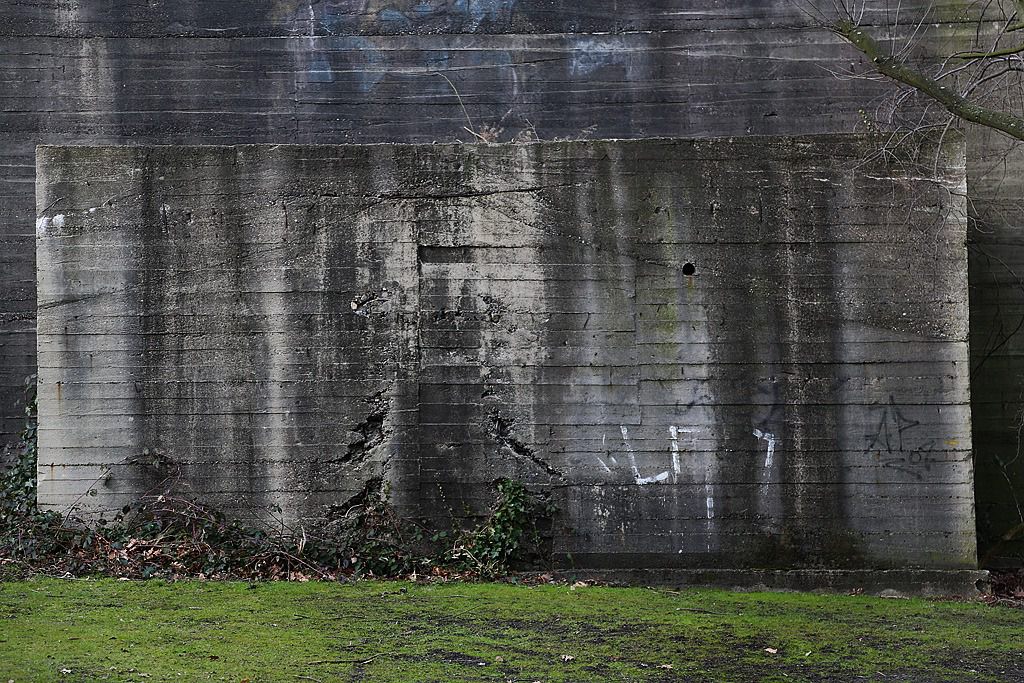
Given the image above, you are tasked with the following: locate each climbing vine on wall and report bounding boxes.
[0,374,68,567]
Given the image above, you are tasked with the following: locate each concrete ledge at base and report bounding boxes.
[526,569,990,598]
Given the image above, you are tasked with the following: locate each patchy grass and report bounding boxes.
[0,579,1021,682]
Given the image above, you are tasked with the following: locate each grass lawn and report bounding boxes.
[0,578,1021,682]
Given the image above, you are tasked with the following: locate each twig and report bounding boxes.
[832,19,1024,141]
[461,125,490,143]
[36,197,63,217]
[432,71,485,141]
[307,652,397,665]
[674,607,728,615]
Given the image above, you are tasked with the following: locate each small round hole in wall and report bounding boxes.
[682,262,696,276]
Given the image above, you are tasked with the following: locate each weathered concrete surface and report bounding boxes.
[3,0,1017,566]
[37,135,974,570]
[35,145,422,519]
[0,0,966,457]
[0,1,972,37]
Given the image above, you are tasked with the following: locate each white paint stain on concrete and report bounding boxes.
[669,425,681,482]
[36,214,65,236]
[593,454,612,473]
[621,425,668,485]
[668,425,697,484]
[753,428,778,470]
[638,471,670,485]
[705,486,715,553]
[570,36,628,77]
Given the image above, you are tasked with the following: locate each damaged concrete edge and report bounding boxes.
[331,389,391,467]
[524,569,991,598]
[488,409,564,478]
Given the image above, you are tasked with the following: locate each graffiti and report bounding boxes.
[752,428,778,470]
[602,424,705,487]
[619,425,669,485]
[864,396,943,480]
[569,36,628,77]
[312,0,518,33]
[669,424,693,483]
[292,1,520,93]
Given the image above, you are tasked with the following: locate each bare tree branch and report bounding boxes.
[956,43,1024,59]
[832,19,1024,141]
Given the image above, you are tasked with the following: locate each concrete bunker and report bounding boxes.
[35,134,975,571]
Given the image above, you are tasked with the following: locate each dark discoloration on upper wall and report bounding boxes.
[36,136,974,569]
[0,1,971,37]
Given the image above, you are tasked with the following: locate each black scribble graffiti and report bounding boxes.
[865,396,920,454]
[864,395,940,480]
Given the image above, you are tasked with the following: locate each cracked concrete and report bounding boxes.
[335,393,390,466]
[489,409,565,479]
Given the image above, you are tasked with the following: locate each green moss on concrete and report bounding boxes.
[0,578,1020,682]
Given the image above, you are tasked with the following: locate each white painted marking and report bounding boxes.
[668,426,698,482]
[753,428,778,470]
[36,214,66,236]
[669,425,681,482]
[601,432,618,465]
[620,425,669,486]
[637,471,670,485]
[705,483,716,553]
[593,454,612,473]
[620,425,640,481]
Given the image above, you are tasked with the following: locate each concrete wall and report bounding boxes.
[0,0,944,448]
[36,135,976,569]
[2,0,1019,563]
